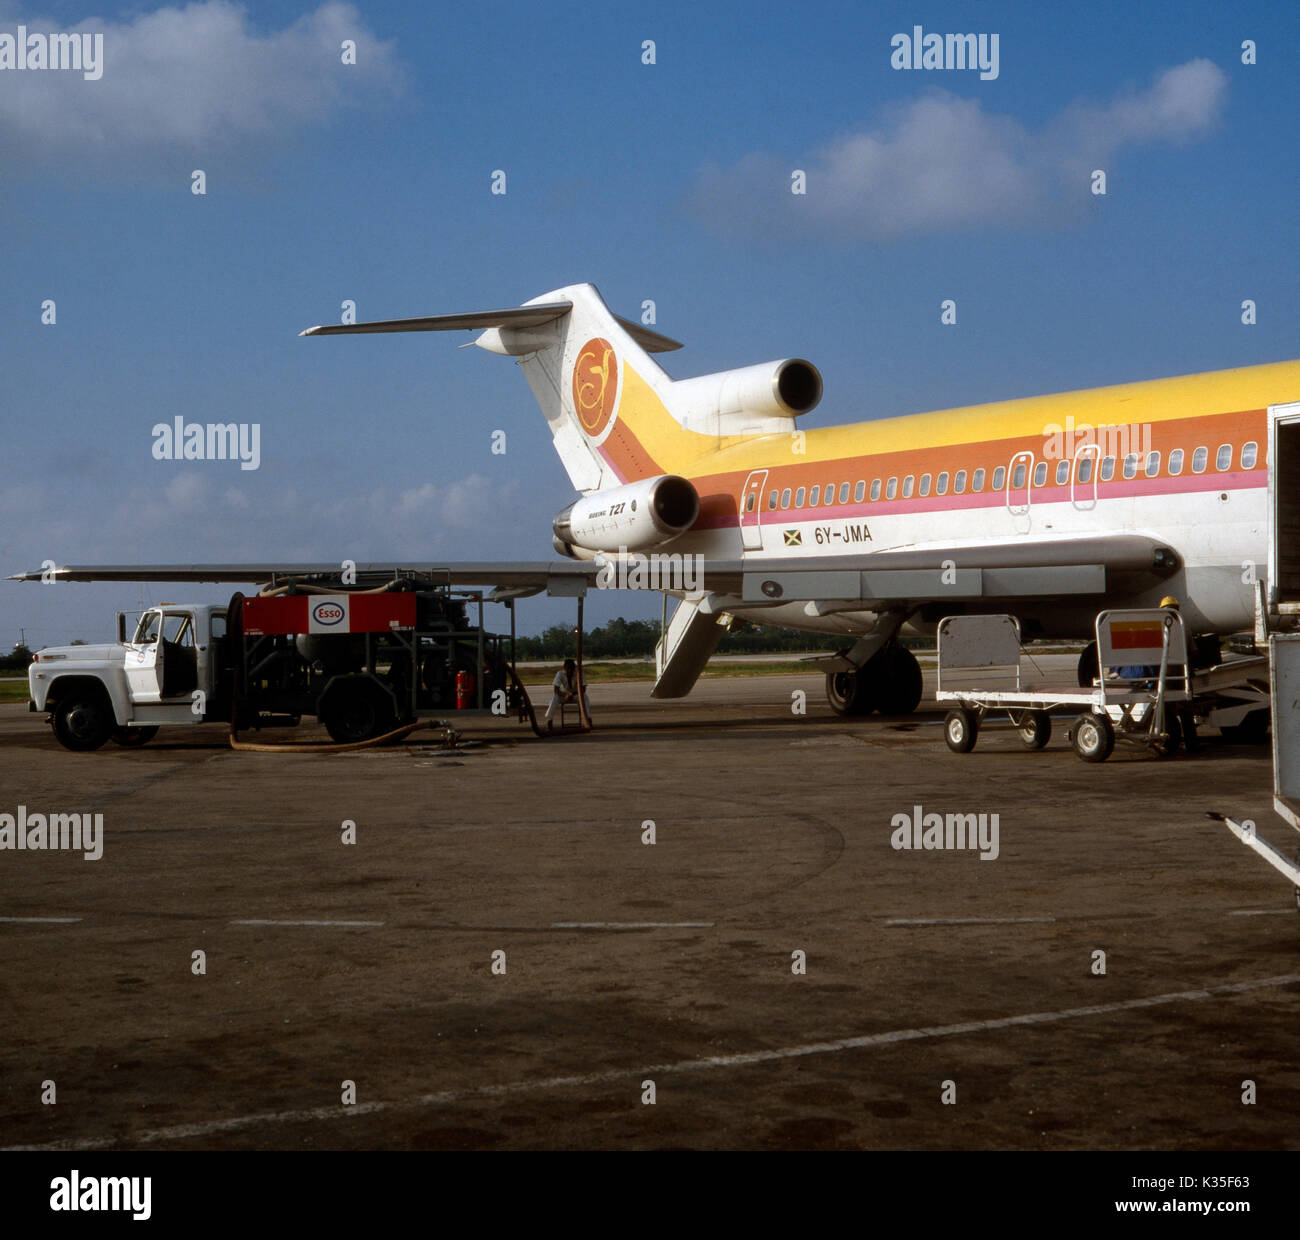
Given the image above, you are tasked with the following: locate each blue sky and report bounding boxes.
[3,0,1299,645]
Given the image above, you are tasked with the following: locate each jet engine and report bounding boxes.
[553,474,700,555]
[671,358,822,423]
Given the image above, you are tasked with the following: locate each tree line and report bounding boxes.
[512,617,831,660]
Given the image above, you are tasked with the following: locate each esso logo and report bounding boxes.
[572,337,619,438]
[312,603,345,626]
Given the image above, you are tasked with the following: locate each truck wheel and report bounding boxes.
[52,694,114,751]
[320,681,395,744]
[112,726,159,747]
[944,709,979,753]
[1071,712,1114,763]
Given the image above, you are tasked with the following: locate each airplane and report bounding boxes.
[13,282,1300,716]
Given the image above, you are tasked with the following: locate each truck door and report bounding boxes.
[739,469,768,551]
[125,609,164,704]
[158,611,198,699]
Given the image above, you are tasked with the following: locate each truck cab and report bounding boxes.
[29,603,229,750]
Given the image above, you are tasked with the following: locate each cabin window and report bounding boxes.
[853,480,866,502]
[936,472,949,495]
[1076,456,1093,484]
[1100,456,1116,481]
[919,474,932,497]
[1055,460,1070,485]
[1242,441,1258,469]
[870,479,881,501]
[972,468,985,492]
[838,482,850,504]
[824,485,835,506]
[1192,446,1208,473]
[794,487,806,507]
[992,466,1006,490]
[1122,453,1138,479]
[1011,463,1026,489]
[1145,451,1160,478]
[886,477,898,499]
[1033,461,1048,487]
[1168,448,1184,475]
[1216,443,1233,471]
[780,488,792,508]
[745,493,756,513]
[808,485,820,506]
[902,475,914,499]
[768,490,778,510]
[954,470,967,494]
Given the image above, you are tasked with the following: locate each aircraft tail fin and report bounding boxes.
[302,283,819,495]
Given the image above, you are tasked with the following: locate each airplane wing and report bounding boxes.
[9,533,1177,605]
[7,561,600,600]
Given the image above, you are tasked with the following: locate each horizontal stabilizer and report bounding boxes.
[300,302,682,352]
[300,302,573,336]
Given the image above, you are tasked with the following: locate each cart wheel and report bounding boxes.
[1017,710,1052,750]
[944,709,979,753]
[1150,711,1181,759]
[1071,712,1114,763]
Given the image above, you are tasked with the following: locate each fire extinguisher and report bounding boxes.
[455,670,475,710]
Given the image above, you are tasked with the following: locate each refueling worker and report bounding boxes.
[545,658,591,730]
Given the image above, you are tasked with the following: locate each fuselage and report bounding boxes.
[590,358,1297,639]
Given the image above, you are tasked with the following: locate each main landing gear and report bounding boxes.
[825,641,923,716]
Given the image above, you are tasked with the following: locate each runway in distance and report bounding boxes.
[16,283,1300,716]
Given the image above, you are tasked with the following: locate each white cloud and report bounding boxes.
[0,2,401,174]
[687,59,1228,241]
[103,470,515,562]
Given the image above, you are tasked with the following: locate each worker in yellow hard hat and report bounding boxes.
[1160,595,1180,609]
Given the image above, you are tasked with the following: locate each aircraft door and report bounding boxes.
[1071,443,1100,511]
[739,469,768,551]
[1006,450,1033,517]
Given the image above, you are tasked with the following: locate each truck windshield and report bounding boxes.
[133,613,161,644]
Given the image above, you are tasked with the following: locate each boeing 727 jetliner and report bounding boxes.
[15,283,1300,716]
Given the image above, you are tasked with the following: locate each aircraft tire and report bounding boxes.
[1150,711,1181,758]
[825,669,875,716]
[874,643,923,716]
[1077,641,1099,688]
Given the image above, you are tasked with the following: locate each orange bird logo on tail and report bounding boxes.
[572,338,618,437]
